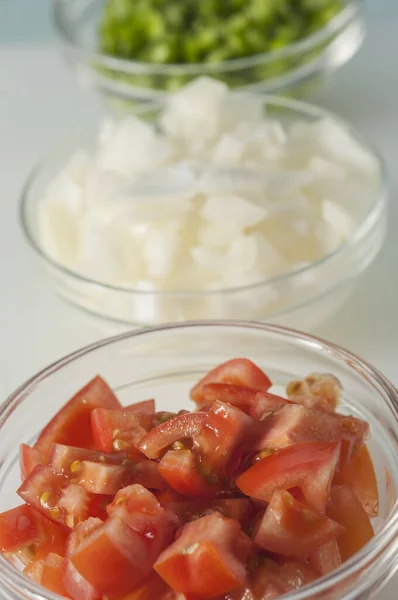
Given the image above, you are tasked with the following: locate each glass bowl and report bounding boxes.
[20,95,387,331]
[1,321,398,600]
[52,0,365,104]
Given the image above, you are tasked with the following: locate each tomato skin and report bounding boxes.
[327,485,374,561]
[123,399,156,415]
[91,408,151,454]
[198,384,289,420]
[236,442,341,514]
[70,517,152,597]
[253,490,343,559]
[64,517,103,600]
[155,513,251,598]
[34,376,122,459]
[41,552,69,596]
[191,359,272,407]
[20,444,43,480]
[309,539,342,575]
[138,413,208,460]
[158,450,220,498]
[0,505,40,553]
[334,444,379,517]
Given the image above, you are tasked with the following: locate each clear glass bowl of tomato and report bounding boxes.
[1,320,398,600]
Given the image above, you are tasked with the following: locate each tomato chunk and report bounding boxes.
[70,517,151,597]
[20,444,43,480]
[253,405,368,458]
[123,399,156,415]
[23,558,44,582]
[327,485,374,561]
[334,444,379,517]
[49,443,127,475]
[91,408,151,453]
[0,505,40,553]
[191,359,272,407]
[34,376,121,459]
[64,517,103,600]
[18,465,89,528]
[155,512,251,598]
[237,442,341,513]
[77,462,129,495]
[41,552,68,596]
[158,450,220,498]
[198,384,289,420]
[138,412,207,459]
[309,539,342,575]
[253,490,343,558]
[195,401,253,474]
[107,484,180,557]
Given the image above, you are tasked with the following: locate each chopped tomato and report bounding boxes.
[158,450,220,498]
[327,485,374,561]
[107,484,180,557]
[34,376,121,459]
[18,465,89,528]
[77,462,129,495]
[253,490,343,558]
[236,442,341,513]
[20,444,43,480]
[138,412,207,460]
[195,401,253,474]
[70,517,152,597]
[0,365,378,600]
[167,498,254,527]
[334,444,379,517]
[198,384,289,420]
[124,399,156,415]
[64,517,103,600]
[191,359,272,407]
[0,504,67,563]
[154,512,251,598]
[23,557,44,582]
[49,443,127,475]
[309,539,342,575]
[41,552,68,596]
[91,408,151,453]
[0,505,40,553]
[253,405,368,458]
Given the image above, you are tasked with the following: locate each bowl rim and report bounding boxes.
[19,92,388,297]
[1,320,398,600]
[52,0,362,76]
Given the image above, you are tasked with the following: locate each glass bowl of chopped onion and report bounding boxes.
[20,83,387,330]
[52,0,365,103]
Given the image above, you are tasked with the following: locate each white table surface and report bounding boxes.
[0,1,397,596]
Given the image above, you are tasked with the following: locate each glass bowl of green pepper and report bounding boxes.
[54,0,363,104]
